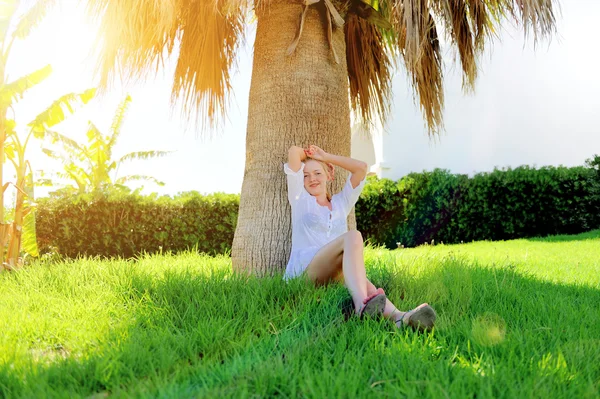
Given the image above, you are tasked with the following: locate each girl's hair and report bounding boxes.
[306,157,334,201]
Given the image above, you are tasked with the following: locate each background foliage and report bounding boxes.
[35,159,600,258]
[36,190,238,258]
[357,163,600,248]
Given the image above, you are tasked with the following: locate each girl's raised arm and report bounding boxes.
[306,145,367,189]
[287,146,307,172]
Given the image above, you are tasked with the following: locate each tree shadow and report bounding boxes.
[3,258,600,398]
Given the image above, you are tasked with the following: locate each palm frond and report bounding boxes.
[4,118,15,137]
[388,1,444,133]
[86,0,557,136]
[87,0,179,88]
[88,0,247,131]
[3,141,16,163]
[465,0,489,50]
[440,0,478,89]
[383,0,558,134]
[345,13,393,130]
[500,0,558,41]
[62,164,91,192]
[431,0,557,89]
[170,0,247,130]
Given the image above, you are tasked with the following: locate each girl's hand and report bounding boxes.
[289,146,307,161]
[305,145,329,162]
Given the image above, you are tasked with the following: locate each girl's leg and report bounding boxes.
[362,279,402,321]
[305,230,436,329]
[364,279,435,329]
[305,230,369,312]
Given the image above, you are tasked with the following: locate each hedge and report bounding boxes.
[35,191,238,258]
[356,164,600,248]
[35,159,600,258]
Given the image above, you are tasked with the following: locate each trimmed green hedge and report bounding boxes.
[355,169,466,248]
[35,159,600,258]
[35,191,238,258]
[356,164,600,248]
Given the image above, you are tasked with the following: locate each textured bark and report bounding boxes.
[232,0,355,275]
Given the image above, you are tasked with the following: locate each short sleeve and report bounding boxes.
[283,162,306,205]
[336,174,366,216]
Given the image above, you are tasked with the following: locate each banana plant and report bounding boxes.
[0,0,92,269]
[2,89,96,269]
[41,95,172,195]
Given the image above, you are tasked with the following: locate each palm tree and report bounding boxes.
[86,0,558,274]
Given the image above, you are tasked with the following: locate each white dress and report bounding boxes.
[283,162,366,279]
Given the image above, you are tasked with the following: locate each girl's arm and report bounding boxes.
[307,145,367,189]
[288,145,307,172]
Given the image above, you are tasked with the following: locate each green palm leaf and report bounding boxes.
[0,64,52,107]
[115,175,165,186]
[3,140,16,162]
[108,95,131,148]
[20,162,39,258]
[4,117,15,136]
[21,208,38,257]
[43,130,85,153]
[42,95,169,194]
[85,121,110,170]
[63,163,92,193]
[117,150,173,164]
[21,163,38,259]
[28,88,96,135]
[41,147,62,160]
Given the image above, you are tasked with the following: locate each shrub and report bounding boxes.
[395,169,467,247]
[357,164,600,248]
[36,159,600,258]
[355,176,404,248]
[585,154,600,226]
[35,191,239,258]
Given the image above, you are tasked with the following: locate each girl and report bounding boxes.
[284,145,436,330]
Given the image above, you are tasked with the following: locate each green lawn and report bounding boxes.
[1,230,599,398]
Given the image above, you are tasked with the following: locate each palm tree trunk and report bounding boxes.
[232,0,354,275]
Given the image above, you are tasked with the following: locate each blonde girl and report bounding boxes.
[284,145,436,330]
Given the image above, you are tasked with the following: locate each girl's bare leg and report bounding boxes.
[305,230,369,312]
[305,230,432,327]
[364,280,427,326]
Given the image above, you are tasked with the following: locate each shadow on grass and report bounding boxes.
[2,258,600,398]
[525,229,600,243]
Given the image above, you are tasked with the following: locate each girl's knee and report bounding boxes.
[345,230,363,245]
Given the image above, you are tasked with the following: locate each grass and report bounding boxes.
[1,230,599,398]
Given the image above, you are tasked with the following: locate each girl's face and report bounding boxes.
[304,160,329,197]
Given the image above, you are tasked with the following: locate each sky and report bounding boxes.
[7,0,600,199]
